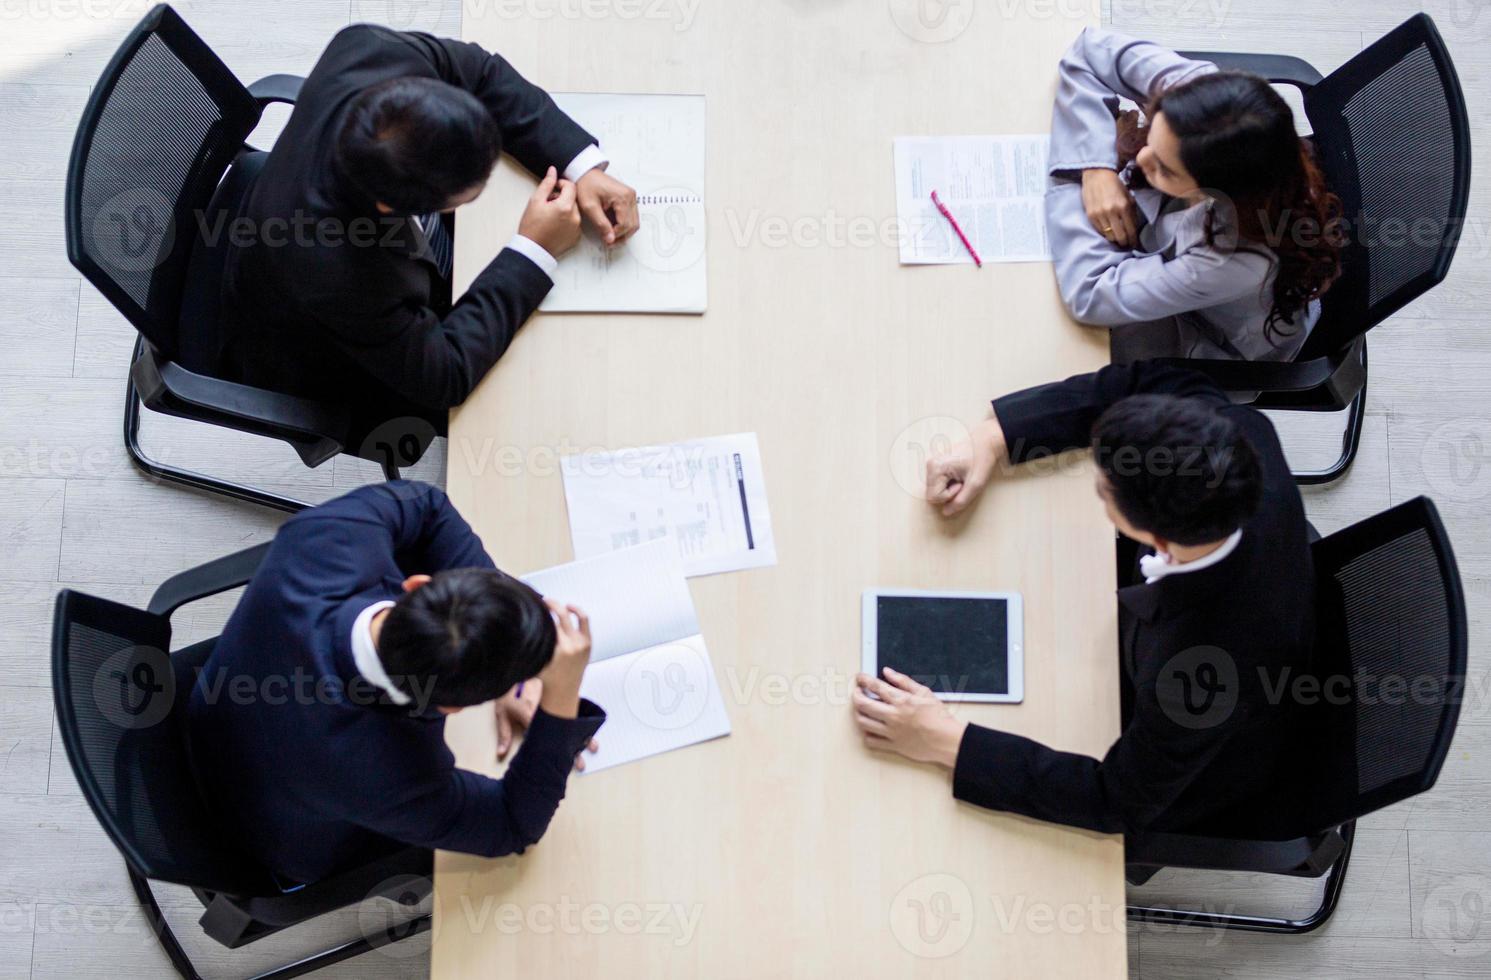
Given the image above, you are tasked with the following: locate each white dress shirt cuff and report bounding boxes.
[506,234,558,281]
[563,144,609,183]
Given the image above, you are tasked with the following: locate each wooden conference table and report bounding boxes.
[439,2,1122,976]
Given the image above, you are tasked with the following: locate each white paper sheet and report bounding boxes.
[560,432,777,578]
[540,93,708,313]
[575,634,731,773]
[521,539,697,662]
[520,541,731,772]
[894,134,1052,264]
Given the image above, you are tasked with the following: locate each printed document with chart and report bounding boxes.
[541,93,707,313]
[560,432,776,578]
[522,539,730,773]
[894,135,1052,264]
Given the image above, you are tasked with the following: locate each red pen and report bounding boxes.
[930,189,982,268]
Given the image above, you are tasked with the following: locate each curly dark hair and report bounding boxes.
[1116,70,1344,346]
[1092,393,1264,546]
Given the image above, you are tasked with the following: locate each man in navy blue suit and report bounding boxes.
[186,481,604,885]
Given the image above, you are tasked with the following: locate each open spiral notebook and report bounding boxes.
[541,92,708,314]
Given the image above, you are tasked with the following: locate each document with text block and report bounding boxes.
[521,540,731,773]
[541,92,707,313]
[894,134,1052,264]
[560,432,777,578]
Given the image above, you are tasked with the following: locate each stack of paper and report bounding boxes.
[540,92,708,314]
[893,134,1052,264]
[559,432,777,578]
[522,539,731,773]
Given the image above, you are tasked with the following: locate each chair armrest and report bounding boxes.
[1179,51,1323,90]
[1155,353,1339,395]
[149,543,273,619]
[132,349,350,456]
[1127,827,1345,876]
[247,73,304,107]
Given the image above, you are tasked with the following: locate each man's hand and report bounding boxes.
[852,669,968,770]
[495,680,541,761]
[575,168,640,247]
[925,416,1008,517]
[517,166,582,257]
[536,599,591,720]
[574,737,599,772]
[1081,168,1141,248]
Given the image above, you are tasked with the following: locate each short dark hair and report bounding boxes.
[1091,394,1263,546]
[377,568,555,708]
[334,76,500,215]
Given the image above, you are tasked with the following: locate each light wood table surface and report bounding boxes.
[440,2,1124,976]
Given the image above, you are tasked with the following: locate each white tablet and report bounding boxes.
[861,589,1024,703]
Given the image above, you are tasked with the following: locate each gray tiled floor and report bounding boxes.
[2,1,1489,977]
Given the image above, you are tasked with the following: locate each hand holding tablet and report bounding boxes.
[860,589,1024,703]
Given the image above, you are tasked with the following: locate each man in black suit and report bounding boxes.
[851,362,1315,837]
[218,25,639,433]
[186,481,604,884]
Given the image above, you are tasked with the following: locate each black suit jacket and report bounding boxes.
[951,362,1315,838]
[219,26,595,417]
[186,482,605,883]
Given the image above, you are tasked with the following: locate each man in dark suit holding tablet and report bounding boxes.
[852,361,1314,839]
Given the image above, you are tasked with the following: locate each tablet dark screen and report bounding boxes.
[876,596,1008,695]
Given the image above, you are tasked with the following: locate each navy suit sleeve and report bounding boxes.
[390,30,595,177]
[993,362,1230,463]
[951,682,1238,835]
[283,481,495,575]
[356,702,606,856]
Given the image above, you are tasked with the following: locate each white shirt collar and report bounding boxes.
[1140,529,1243,585]
[350,600,410,705]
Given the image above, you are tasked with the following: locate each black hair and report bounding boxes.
[1091,394,1264,547]
[377,568,555,708]
[334,76,501,215]
[1120,70,1342,340]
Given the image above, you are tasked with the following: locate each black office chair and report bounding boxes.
[64,4,438,514]
[1126,496,1468,933]
[1171,14,1471,484]
[52,545,433,979]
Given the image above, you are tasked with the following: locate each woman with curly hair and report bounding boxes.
[1047,28,1343,362]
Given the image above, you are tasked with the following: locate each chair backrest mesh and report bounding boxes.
[52,590,269,895]
[1301,14,1471,359]
[1301,497,1467,830]
[65,4,259,359]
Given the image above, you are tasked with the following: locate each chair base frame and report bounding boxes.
[1125,819,1356,935]
[124,340,403,514]
[129,865,431,980]
[1286,341,1368,487]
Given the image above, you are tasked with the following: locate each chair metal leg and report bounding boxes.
[130,864,432,980]
[1293,340,1368,487]
[124,340,311,514]
[1126,820,1356,935]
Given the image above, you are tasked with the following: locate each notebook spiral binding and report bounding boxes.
[637,193,703,205]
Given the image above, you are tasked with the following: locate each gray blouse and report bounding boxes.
[1046,28,1317,362]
